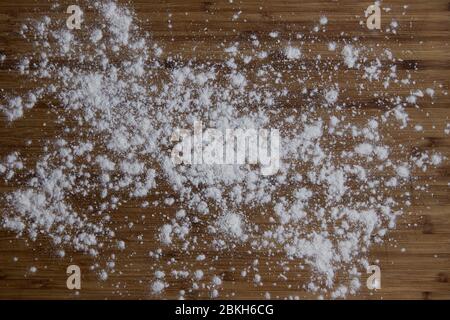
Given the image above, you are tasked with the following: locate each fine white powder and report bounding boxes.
[151,280,166,294]
[0,0,445,300]
[342,45,359,69]
[284,46,302,60]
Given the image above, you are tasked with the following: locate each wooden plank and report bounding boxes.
[0,0,448,300]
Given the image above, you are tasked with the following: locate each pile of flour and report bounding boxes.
[0,0,445,298]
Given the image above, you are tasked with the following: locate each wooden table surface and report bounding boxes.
[0,0,449,300]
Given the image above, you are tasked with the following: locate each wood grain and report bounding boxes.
[0,0,449,300]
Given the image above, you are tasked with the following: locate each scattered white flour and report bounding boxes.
[0,0,445,300]
[445,124,450,135]
[328,42,337,51]
[217,212,245,240]
[284,46,302,60]
[324,88,339,105]
[342,45,359,68]
[151,280,166,294]
[319,16,328,26]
